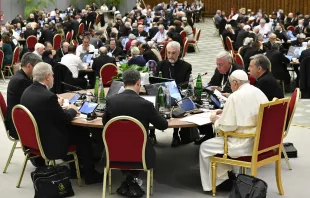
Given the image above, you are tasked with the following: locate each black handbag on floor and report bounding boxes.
[31,165,74,198]
[229,174,267,198]
[281,142,298,158]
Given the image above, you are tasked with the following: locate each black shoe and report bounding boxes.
[149,135,157,145]
[171,136,181,147]
[84,170,103,185]
[116,180,129,196]
[194,135,209,145]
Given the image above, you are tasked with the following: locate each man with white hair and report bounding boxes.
[152,24,167,45]
[55,41,70,62]
[128,46,146,66]
[255,18,271,35]
[294,19,304,36]
[208,51,244,93]
[235,25,251,50]
[20,62,103,185]
[221,24,236,50]
[291,33,306,47]
[155,41,192,147]
[33,43,45,58]
[92,47,116,77]
[200,70,268,192]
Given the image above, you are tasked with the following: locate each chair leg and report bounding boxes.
[16,153,29,188]
[150,169,154,195]
[72,153,82,187]
[282,145,292,170]
[1,71,5,81]
[276,160,284,195]
[108,169,112,195]
[146,170,151,198]
[196,44,200,52]
[251,168,257,177]
[242,167,247,174]
[102,168,108,198]
[3,141,17,173]
[211,162,217,197]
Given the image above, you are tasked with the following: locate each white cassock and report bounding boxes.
[199,83,268,191]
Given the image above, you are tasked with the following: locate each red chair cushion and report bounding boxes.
[214,150,278,162]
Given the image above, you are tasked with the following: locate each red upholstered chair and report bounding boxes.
[1,92,20,174]
[211,98,290,196]
[0,50,5,81]
[96,14,100,25]
[12,105,82,188]
[233,53,244,67]
[78,23,85,38]
[180,30,187,43]
[282,88,300,170]
[65,30,73,43]
[26,35,37,52]
[248,75,256,85]
[220,35,226,50]
[71,39,78,47]
[188,28,201,53]
[5,47,20,76]
[99,63,118,87]
[192,27,197,37]
[225,36,237,55]
[238,46,243,55]
[286,26,295,32]
[181,37,188,59]
[53,34,62,50]
[102,116,154,198]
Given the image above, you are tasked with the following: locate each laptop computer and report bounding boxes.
[149,76,174,84]
[79,102,98,115]
[69,93,81,104]
[177,98,204,114]
[144,80,182,104]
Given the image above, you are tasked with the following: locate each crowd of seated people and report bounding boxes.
[214,7,310,89]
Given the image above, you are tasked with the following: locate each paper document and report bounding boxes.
[214,89,227,101]
[180,112,211,126]
[231,14,239,20]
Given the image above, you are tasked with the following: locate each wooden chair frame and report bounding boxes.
[210,98,290,197]
[188,28,201,53]
[102,116,154,198]
[12,105,82,188]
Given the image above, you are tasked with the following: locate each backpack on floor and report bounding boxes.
[229,174,267,198]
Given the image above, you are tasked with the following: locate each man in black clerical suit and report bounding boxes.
[154,41,192,147]
[102,68,168,196]
[92,46,117,77]
[6,53,42,140]
[208,51,243,94]
[39,24,55,44]
[299,41,310,63]
[21,62,102,184]
[248,54,284,101]
[107,39,125,57]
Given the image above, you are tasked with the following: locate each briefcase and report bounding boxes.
[281,142,298,158]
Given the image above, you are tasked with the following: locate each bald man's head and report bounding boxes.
[99,47,108,55]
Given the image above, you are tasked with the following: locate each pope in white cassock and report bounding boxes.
[199,70,268,191]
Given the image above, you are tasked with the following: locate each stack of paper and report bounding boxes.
[180,112,212,126]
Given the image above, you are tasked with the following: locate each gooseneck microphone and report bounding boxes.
[61,82,84,91]
[177,72,208,88]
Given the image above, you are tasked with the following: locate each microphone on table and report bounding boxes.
[60,82,88,100]
[177,72,208,88]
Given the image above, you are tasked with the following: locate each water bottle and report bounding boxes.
[94,76,100,99]
[165,86,171,109]
[157,86,165,114]
[187,74,195,96]
[99,78,105,103]
[195,73,203,99]
[159,71,163,78]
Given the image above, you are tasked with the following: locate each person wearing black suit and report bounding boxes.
[21,62,102,184]
[243,41,265,71]
[102,68,168,196]
[107,39,125,57]
[6,53,43,166]
[39,24,55,44]
[136,24,148,37]
[70,15,80,39]
[209,51,243,93]
[221,24,236,50]
[87,9,97,30]
[234,25,250,50]
[55,41,70,62]
[92,47,117,77]
[91,2,98,11]
[154,41,192,147]
[140,43,159,63]
[248,54,284,101]
[266,44,291,85]
[148,23,159,39]
[274,27,289,43]
[23,26,37,40]
[299,45,310,63]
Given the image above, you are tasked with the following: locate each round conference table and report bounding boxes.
[59,89,198,129]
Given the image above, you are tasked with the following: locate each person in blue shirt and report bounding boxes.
[128,47,147,67]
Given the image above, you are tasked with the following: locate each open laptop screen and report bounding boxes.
[79,102,98,114]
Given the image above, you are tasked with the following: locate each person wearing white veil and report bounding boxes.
[199,70,268,192]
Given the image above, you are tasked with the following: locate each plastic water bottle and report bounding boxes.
[165,86,171,109]
[187,74,195,96]
[195,73,203,98]
[159,71,163,78]
[94,76,100,99]
[99,78,105,103]
[157,86,165,113]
